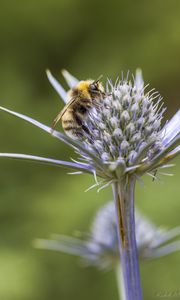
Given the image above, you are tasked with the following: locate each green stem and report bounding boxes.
[112,177,143,300]
[115,265,126,300]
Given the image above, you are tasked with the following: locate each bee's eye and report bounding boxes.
[90,84,98,91]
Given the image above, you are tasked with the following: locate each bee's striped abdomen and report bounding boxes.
[62,111,83,139]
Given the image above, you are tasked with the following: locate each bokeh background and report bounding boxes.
[0,1,180,299]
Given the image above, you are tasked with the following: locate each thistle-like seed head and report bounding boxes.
[83,73,166,170]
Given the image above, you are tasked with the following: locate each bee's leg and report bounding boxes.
[152,169,158,181]
[82,124,90,135]
[72,129,84,140]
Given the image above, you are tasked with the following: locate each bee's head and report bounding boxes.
[88,77,105,98]
[74,78,105,99]
[89,81,104,92]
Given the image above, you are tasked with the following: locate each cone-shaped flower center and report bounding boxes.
[83,77,166,167]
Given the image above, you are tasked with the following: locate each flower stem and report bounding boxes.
[112,177,143,300]
[115,264,126,300]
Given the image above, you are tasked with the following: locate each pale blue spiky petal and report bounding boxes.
[0,153,92,172]
[151,241,180,258]
[46,70,67,103]
[35,236,96,260]
[62,69,79,88]
[0,105,104,172]
[151,226,180,248]
[168,145,180,157]
[135,69,144,90]
[161,109,180,147]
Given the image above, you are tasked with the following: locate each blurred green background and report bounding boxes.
[0,0,180,299]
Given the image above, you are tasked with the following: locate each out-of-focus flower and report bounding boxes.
[35,201,180,269]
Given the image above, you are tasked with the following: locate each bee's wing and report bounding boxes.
[51,95,79,131]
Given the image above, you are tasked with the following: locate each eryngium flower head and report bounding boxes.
[35,201,180,269]
[84,72,165,167]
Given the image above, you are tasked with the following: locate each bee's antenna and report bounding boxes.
[50,112,62,135]
[94,75,103,84]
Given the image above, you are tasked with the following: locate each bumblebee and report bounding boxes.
[52,79,105,139]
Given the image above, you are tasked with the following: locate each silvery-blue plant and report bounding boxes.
[35,201,180,300]
[0,69,179,300]
[35,201,180,267]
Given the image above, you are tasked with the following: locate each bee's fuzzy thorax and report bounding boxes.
[74,80,93,99]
